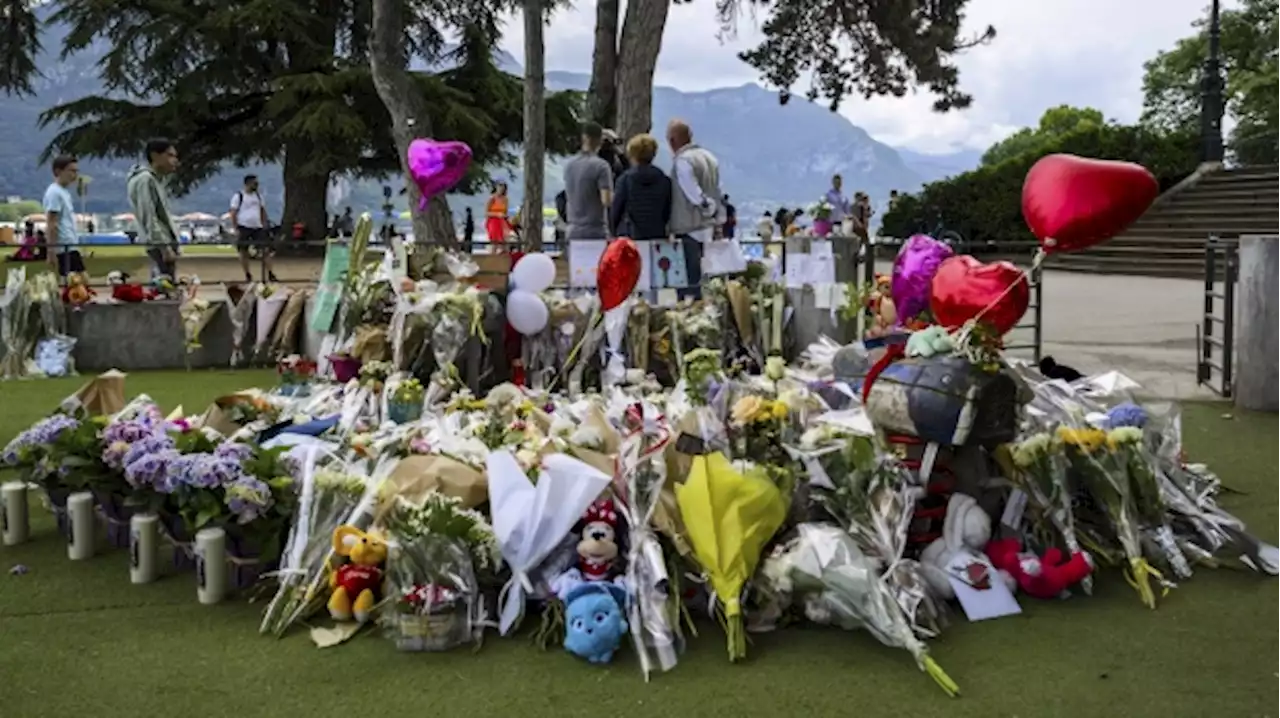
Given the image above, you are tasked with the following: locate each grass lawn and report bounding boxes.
[0,371,1275,718]
[3,245,239,285]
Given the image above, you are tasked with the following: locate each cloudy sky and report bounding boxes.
[501,0,1227,155]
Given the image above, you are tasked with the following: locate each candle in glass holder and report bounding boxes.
[2,481,29,546]
[67,491,96,560]
[195,527,228,605]
[130,513,160,584]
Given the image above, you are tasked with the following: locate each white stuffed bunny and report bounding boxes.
[919,493,1015,599]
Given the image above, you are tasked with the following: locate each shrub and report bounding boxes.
[881,124,1199,246]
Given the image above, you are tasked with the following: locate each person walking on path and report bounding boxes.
[609,133,672,243]
[485,181,510,251]
[127,138,183,279]
[666,119,724,300]
[563,122,615,241]
[42,154,83,278]
[230,174,277,283]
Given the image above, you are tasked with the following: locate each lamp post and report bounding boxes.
[1199,0,1226,164]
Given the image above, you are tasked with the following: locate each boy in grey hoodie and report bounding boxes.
[127,139,182,278]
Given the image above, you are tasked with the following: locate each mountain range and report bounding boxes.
[0,29,982,223]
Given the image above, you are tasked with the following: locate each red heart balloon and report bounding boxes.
[597,238,641,311]
[929,256,1029,336]
[1022,154,1159,254]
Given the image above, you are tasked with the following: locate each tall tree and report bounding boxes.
[3,0,581,242]
[1141,0,1278,164]
[589,0,992,141]
[522,0,548,249]
[588,0,620,126]
[981,105,1106,166]
[724,0,996,112]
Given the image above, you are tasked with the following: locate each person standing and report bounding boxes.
[756,211,775,242]
[231,174,276,282]
[609,133,672,242]
[826,174,852,229]
[851,191,873,254]
[666,119,723,300]
[722,194,737,239]
[774,207,791,236]
[563,122,614,241]
[485,181,510,251]
[462,207,475,244]
[127,139,183,279]
[42,154,83,278]
[338,206,355,237]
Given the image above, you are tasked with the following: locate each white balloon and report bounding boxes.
[506,289,549,336]
[510,253,557,293]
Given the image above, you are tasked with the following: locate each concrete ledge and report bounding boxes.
[68,300,237,371]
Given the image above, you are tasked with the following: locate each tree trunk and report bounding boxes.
[369,0,456,249]
[615,0,670,140]
[588,0,620,127]
[279,142,330,246]
[522,0,547,251]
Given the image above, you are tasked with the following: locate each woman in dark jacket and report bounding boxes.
[609,133,672,240]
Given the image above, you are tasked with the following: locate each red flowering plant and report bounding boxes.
[277,355,318,386]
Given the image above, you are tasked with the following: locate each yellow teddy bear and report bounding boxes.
[327,525,388,624]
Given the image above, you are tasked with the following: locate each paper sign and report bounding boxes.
[310,240,350,333]
[634,239,653,293]
[657,288,678,307]
[1001,488,1029,530]
[945,553,1022,621]
[809,240,834,263]
[813,283,833,309]
[702,238,748,276]
[785,254,811,287]
[651,241,689,288]
[568,240,606,288]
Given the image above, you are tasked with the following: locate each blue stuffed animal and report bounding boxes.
[562,582,629,664]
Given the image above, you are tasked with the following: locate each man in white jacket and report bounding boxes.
[666,119,724,300]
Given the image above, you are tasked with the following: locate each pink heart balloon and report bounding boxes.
[407,139,472,209]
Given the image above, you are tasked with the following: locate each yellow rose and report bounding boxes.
[731,395,765,427]
[769,401,788,420]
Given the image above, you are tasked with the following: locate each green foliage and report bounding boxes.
[0,199,43,222]
[11,0,581,202]
[723,0,995,112]
[1140,0,1278,164]
[981,106,1106,166]
[881,122,1199,245]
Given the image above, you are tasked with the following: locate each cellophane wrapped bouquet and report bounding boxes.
[378,492,499,652]
[1,269,70,378]
[260,451,387,636]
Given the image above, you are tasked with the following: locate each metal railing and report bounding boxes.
[1197,236,1237,397]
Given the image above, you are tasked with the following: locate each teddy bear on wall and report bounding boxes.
[328,525,388,624]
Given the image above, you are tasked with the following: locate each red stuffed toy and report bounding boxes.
[986,537,1092,599]
[108,270,151,303]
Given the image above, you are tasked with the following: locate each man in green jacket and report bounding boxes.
[127,138,182,279]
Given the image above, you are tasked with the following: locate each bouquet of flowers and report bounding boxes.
[379,491,500,651]
[809,199,833,221]
[425,290,485,404]
[808,431,944,638]
[1,269,67,378]
[728,392,796,498]
[760,523,959,696]
[1058,426,1172,609]
[359,360,393,391]
[260,454,384,636]
[179,279,220,355]
[1009,432,1093,594]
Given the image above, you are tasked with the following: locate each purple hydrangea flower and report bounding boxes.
[102,419,154,446]
[3,415,81,467]
[214,442,253,462]
[1107,402,1148,429]
[126,449,182,491]
[225,476,274,524]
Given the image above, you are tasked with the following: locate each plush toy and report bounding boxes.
[865,275,897,338]
[986,537,1093,600]
[328,525,388,623]
[108,270,149,303]
[920,493,1014,599]
[561,581,630,664]
[62,272,94,307]
[577,498,620,581]
[906,325,955,359]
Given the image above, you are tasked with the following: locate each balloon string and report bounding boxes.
[952,248,1044,350]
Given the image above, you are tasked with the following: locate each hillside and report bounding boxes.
[0,26,979,223]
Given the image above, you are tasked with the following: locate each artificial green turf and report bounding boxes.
[0,372,1276,718]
